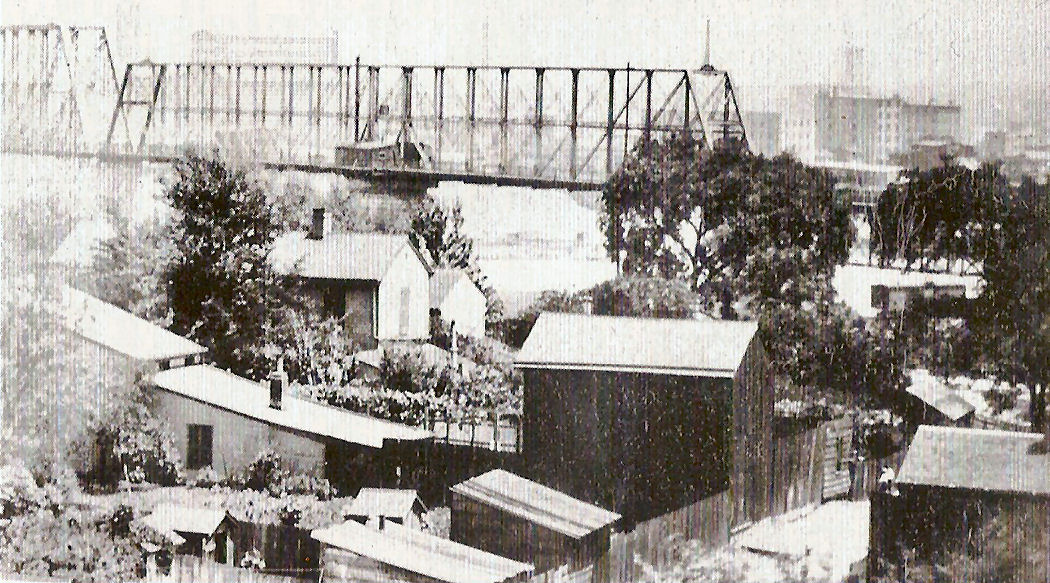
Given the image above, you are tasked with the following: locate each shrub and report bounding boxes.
[189,466,222,489]
[984,385,1019,415]
[87,389,184,489]
[242,450,287,494]
[279,474,336,500]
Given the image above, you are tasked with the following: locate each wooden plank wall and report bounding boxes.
[769,425,824,515]
[229,522,320,575]
[605,490,731,583]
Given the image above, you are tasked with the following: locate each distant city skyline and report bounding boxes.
[4,0,1048,139]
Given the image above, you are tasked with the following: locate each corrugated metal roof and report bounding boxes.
[151,365,433,448]
[897,425,1050,496]
[430,268,480,308]
[344,488,423,519]
[142,504,227,537]
[905,383,976,421]
[58,286,207,361]
[452,470,620,539]
[312,521,532,583]
[270,231,431,281]
[514,312,757,376]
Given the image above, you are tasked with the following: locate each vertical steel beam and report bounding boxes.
[209,64,216,125]
[234,65,241,125]
[570,69,579,179]
[644,70,653,140]
[534,68,544,177]
[104,63,131,150]
[401,66,413,165]
[316,66,322,127]
[499,67,509,173]
[138,64,166,153]
[683,71,691,133]
[606,69,616,176]
[353,57,361,141]
[261,66,268,124]
[466,67,476,172]
[287,66,294,124]
[434,67,444,169]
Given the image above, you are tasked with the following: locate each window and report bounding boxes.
[399,288,411,336]
[187,424,213,469]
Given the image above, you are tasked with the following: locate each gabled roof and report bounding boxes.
[57,286,207,362]
[151,365,432,448]
[270,231,432,281]
[48,219,116,267]
[312,521,532,583]
[344,488,424,519]
[515,312,758,377]
[142,504,228,538]
[897,426,1050,496]
[452,470,620,539]
[906,380,976,421]
[430,268,481,308]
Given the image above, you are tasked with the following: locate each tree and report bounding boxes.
[602,134,854,318]
[163,153,286,378]
[870,162,1010,272]
[410,195,505,326]
[972,177,1050,431]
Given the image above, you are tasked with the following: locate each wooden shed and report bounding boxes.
[312,520,533,583]
[871,425,1050,577]
[451,469,620,579]
[344,488,428,531]
[140,504,237,565]
[516,312,774,528]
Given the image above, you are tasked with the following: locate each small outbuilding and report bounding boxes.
[430,268,487,337]
[344,488,428,531]
[516,312,774,528]
[451,469,620,578]
[312,520,533,583]
[140,504,237,565]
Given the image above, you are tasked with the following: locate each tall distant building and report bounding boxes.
[741,111,781,157]
[781,85,821,164]
[816,89,962,163]
[190,30,339,64]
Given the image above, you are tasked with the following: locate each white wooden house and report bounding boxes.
[430,268,487,337]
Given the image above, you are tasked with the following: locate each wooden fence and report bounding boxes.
[769,424,825,515]
[428,417,522,453]
[158,555,317,583]
[850,448,909,501]
[607,490,732,582]
[229,522,321,575]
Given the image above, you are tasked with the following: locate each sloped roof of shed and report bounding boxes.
[142,504,228,537]
[430,268,481,308]
[312,521,532,583]
[514,312,758,376]
[452,469,620,539]
[906,381,976,421]
[897,425,1050,496]
[270,231,431,280]
[344,488,424,519]
[57,286,206,361]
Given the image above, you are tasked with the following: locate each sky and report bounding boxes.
[3,0,1049,135]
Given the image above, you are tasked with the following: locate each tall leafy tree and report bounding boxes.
[602,134,854,318]
[973,177,1050,431]
[164,153,285,377]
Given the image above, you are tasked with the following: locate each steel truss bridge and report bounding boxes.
[2,24,747,189]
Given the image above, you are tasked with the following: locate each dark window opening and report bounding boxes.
[187,424,213,470]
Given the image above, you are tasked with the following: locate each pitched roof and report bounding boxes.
[897,425,1050,496]
[353,343,477,374]
[57,286,207,361]
[312,521,532,583]
[48,219,116,267]
[151,365,432,448]
[906,382,976,421]
[430,268,481,308]
[344,488,424,519]
[270,231,431,281]
[141,504,228,537]
[452,470,620,539]
[514,312,758,376]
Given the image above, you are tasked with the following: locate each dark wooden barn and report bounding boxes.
[451,469,621,580]
[515,312,774,529]
[870,425,1050,579]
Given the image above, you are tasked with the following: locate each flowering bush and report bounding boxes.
[87,388,184,489]
[856,409,904,458]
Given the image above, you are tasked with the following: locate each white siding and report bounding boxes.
[438,279,487,337]
[377,246,430,341]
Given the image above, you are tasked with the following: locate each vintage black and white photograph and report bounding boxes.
[1,1,1048,582]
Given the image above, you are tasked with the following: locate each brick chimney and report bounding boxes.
[307,208,325,240]
[268,358,288,410]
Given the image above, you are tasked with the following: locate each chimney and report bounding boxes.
[268,358,288,410]
[450,320,459,371]
[307,208,325,240]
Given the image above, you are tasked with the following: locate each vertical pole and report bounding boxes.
[401,66,413,166]
[683,71,691,133]
[337,65,345,132]
[467,67,476,172]
[499,68,509,173]
[570,69,579,180]
[225,64,232,122]
[353,56,361,141]
[260,66,267,124]
[606,69,616,177]
[209,64,215,125]
[316,66,323,128]
[624,63,631,160]
[234,65,241,125]
[367,66,379,141]
[644,70,653,140]
[723,72,731,144]
[288,66,294,124]
[534,68,544,177]
[435,67,445,170]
